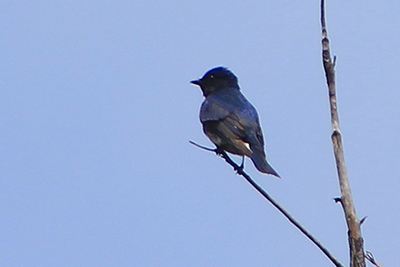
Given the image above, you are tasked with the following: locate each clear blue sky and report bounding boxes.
[1,1,399,266]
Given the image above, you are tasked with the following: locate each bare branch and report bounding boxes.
[190,141,344,267]
[365,252,385,267]
[189,140,217,152]
[320,1,366,266]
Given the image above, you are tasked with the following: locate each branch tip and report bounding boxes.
[333,197,342,203]
[189,140,217,153]
[365,251,384,267]
[190,139,344,267]
[360,216,368,225]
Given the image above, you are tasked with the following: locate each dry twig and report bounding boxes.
[365,251,384,267]
[190,140,344,267]
[321,0,366,266]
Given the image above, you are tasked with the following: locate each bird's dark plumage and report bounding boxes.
[191,67,280,177]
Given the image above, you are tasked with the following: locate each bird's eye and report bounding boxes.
[210,75,214,79]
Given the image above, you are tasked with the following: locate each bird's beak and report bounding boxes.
[190,79,201,86]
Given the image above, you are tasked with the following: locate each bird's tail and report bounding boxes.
[251,150,280,178]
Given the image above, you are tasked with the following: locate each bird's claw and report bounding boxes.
[234,164,244,175]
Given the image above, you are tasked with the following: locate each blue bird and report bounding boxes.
[191,67,280,177]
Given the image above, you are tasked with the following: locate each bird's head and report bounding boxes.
[191,67,239,97]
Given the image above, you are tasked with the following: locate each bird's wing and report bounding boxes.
[200,93,265,143]
[234,102,265,148]
[247,118,265,148]
[199,98,230,122]
[200,97,246,136]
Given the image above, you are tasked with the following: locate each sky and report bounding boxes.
[1,1,399,266]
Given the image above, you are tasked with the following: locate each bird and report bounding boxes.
[191,67,280,177]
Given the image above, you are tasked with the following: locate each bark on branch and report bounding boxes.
[320,1,366,266]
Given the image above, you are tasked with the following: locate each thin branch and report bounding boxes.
[365,252,384,267]
[321,1,366,266]
[190,140,344,267]
[189,140,216,152]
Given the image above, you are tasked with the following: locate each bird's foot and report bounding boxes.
[215,147,225,156]
[239,156,245,169]
[234,164,244,175]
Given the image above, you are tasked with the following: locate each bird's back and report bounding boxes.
[200,88,259,127]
